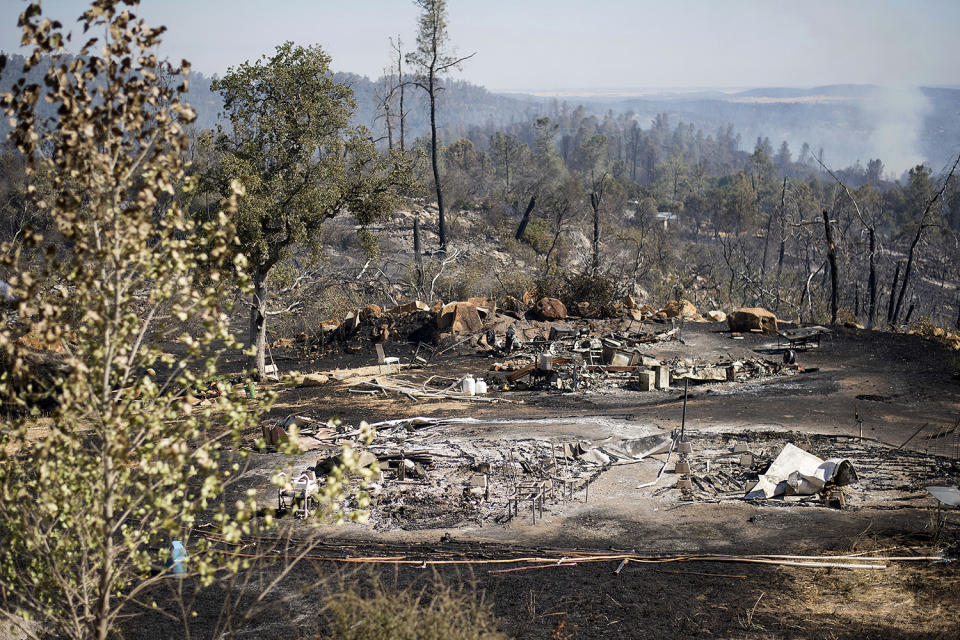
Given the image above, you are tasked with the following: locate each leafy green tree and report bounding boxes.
[0,2,262,638]
[212,43,410,376]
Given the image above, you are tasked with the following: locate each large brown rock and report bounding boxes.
[360,304,383,321]
[467,297,497,318]
[534,297,567,321]
[437,302,483,334]
[727,307,778,334]
[298,373,330,387]
[661,299,698,319]
[388,300,429,315]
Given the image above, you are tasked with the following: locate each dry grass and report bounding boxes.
[320,572,507,640]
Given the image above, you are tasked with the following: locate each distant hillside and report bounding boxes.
[542,85,960,175]
[2,51,958,175]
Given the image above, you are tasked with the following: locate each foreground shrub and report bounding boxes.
[323,575,507,640]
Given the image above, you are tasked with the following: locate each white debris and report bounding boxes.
[746,442,858,499]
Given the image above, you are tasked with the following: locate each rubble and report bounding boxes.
[273,296,810,403]
[292,417,682,529]
[268,411,960,530]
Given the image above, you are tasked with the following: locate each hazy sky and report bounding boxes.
[1,0,958,91]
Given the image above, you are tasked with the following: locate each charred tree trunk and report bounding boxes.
[867,228,877,329]
[413,215,422,262]
[892,223,925,325]
[822,210,839,324]
[904,303,916,324]
[514,196,536,241]
[248,266,269,377]
[413,215,423,290]
[427,79,446,253]
[590,192,601,276]
[776,237,786,280]
[887,261,902,324]
[384,106,394,151]
[398,39,406,154]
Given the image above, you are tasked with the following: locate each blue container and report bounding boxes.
[170,540,187,575]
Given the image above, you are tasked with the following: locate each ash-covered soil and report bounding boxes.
[179,320,960,639]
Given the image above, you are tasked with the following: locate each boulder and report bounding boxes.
[298,373,330,388]
[628,308,645,322]
[360,304,383,321]
[661,299,698,319]
[707,310,727,323]
[388,300,429,315]
[534,297,567,321]
[467,297,497,318]
[319,321,339,334]
[437,302,483,334]
[727,307,778,334]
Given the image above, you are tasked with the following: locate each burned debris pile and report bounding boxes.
[269,417,674,529]
[667,430,960,509]
[264,413,960,530]
[278,296,801,399]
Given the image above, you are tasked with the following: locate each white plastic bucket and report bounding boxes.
[461,375,476,396]
[475,378,487,394]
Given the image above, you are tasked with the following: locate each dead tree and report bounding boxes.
[817,157,880,327]
[891,152,960,323]
[391,36,407,153]
[759,177,787,306]
[589,175,607,275]
[868,228,877,327]
[887,261,901,324]
[413,215,423,289]
[822,209,839,324]
[407,0,475,253]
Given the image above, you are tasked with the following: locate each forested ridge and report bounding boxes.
[3,47,960,337]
